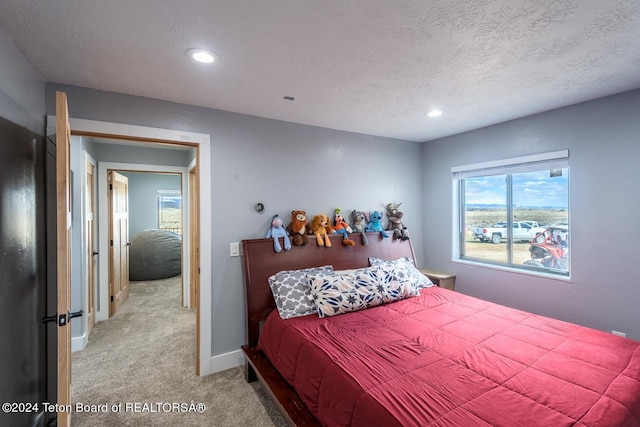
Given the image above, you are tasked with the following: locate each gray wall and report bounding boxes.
[0,26,45,133]
[422,89,640,340]
[121,172,182,237]
[91,141,192,167]
[46,83,424,358]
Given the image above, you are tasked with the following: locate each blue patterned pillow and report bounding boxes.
[307,269,384,318]
[369,256,434,289]
[268,265,334,319]
[307,264,420,318]
[374,261,420,302]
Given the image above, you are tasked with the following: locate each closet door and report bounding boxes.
[0,117,48,426]
[109,170,130,315]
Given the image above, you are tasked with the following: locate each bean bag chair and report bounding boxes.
[129,229,181,281]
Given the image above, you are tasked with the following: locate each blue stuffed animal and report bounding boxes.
[265,214,291,253]
[365,211,389,238]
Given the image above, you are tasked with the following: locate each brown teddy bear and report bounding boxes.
[309,214,333,247]
[286,210,309,246]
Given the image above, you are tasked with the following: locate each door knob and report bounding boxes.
[68,309,84,320]
[42,314,57,324]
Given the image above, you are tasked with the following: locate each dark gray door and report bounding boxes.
[0,116,51,426]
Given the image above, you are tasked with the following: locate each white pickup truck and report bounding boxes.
[473,221,545,244]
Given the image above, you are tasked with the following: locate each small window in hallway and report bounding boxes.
[157,189,182,235]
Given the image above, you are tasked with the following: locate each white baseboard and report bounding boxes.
[208,349,244,375]
[71,333,88,353]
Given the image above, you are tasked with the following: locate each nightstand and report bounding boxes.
[419,269,456,291]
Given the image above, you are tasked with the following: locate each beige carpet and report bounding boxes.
[71,275,287,426]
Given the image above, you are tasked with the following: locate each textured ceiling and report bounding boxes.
[1,0,638,142]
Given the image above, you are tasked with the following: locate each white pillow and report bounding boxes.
[369,256,434,289]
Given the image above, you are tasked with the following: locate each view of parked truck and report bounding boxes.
[473,221,545,244]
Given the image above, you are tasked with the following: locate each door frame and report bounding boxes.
[85,153,97,335]
[98,163,190,317]
[188,160,199,310]
[47,116,212,376]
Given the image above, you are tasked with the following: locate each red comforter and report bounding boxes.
[258,287,640,426]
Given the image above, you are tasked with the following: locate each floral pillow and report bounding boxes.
[307,268,383,318]
[369,256,434,289]
[374,261,420,302]
[268,265,334,319]
[307,264,420,318]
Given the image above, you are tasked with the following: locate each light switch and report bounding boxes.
[230,242,240,257]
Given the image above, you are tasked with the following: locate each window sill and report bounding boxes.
[452,258,572,283]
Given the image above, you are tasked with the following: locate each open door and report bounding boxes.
[55,91,73,427]
[108,170,130,316]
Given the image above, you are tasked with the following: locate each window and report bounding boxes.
[453,150,569,277]
[157,190,182,235]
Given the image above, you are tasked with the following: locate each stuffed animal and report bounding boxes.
[365,211,389,238]
[332,208,355,246]
[349,209,369,245]
[385,203,409,240]
[286,210,309,246]
[265,214,291,252]
[310,214,333,247]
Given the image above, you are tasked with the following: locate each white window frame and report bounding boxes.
[452,150,570,279]
[157,189,182,234]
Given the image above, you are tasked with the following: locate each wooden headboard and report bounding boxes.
[241,233,416,347]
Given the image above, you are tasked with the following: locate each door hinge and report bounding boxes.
[109,183,113,190]
[110,240,113,246]
[111,295,114,302]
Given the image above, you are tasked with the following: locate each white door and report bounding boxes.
[109,170,130,315]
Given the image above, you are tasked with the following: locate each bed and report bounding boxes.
[240,233,640,426]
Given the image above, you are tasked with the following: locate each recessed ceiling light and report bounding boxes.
[186,48,218,64]
[425,110,443,118]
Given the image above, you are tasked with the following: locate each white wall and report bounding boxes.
[45,83,424,362]
[69,135,86,346]
[422,89,640,340]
